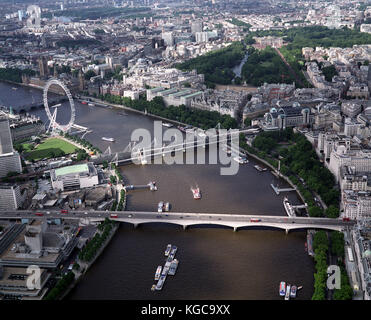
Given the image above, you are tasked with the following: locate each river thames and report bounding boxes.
[0,81,315,299]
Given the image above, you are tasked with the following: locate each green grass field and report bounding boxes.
[25,138,78,161]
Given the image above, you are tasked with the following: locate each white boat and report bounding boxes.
[279,281,286,296]
[148,181,158,191]
[170,245,177,257]
[158,201,164,213]
[290,285,297,298]
[233,156,246,164]
[162,260,172,276]
[155,266,162,281]
[164,202,170,212]
[164,244,171,256]
[285,284,291,300]
[102,137,115,142]
[254,164,266,172]
[283,197,296,217]
[191,187,201,199]
[155,275,166,290]
[162,266,169,276]
[241,156,249,163]
[168,259,179,276]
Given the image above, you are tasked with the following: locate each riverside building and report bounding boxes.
[50,163,99,192]
[0,117,22,178]
[0,184,26,210]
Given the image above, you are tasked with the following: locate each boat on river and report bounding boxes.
[279,281,286,296]
[191,187,201,199]
[155,266,162,281]
[102,137,115,142]
[164,244,171,256]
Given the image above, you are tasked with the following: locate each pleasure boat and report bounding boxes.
[290,285,297,298]
[279,281,286,296]
[168,259,179,276]
[102,137,115,142]
[170,245,177,257]
[155,266,162,281]
[164,244,172,256]
[285,284,291,300]
[158,201,164,213]
[191,187,201,199]
[155,275,166,290]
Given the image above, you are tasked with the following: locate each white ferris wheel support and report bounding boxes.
[43,79,75,133]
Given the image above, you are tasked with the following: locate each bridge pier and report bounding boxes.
[133,223,139,229]
[285,229,289,235]
[233,227,238,232]
[183,225,187,231]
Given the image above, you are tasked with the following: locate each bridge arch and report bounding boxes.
[118,219,187,229]
[113,219,345,233]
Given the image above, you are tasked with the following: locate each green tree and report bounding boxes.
[325,205,340,218]
[330,231,345,258]
[244,117,251,127]
[110,175,117,185]
[102,160,108,169]
[309,205,324,218]
[84,70,96,80]
[313,231,328,252]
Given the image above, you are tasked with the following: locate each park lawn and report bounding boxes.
[25,138,78,161]
[21,143,34,152]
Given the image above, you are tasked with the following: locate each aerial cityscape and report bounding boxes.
[0,0,370,305]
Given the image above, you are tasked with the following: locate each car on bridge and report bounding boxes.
[250,218,261,222]
[110,214,118,218]
[61,209,68,214]
[34,212,44,217]
[128,214,133,218]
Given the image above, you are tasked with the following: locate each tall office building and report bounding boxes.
[0,117,22,178]
[191,21,203,34]
[0,117,13,155]
[0,185,25,210]
[162,32,174,46]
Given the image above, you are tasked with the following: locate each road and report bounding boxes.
[0,209,355,231]
[274,47,305,88]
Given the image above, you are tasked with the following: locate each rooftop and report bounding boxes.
[54,163,89,177]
